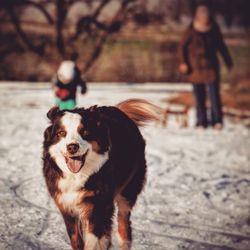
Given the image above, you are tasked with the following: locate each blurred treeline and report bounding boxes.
[0,0,249,82]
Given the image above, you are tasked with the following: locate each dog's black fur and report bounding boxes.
[43,99,160,250]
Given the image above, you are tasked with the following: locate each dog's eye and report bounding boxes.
[57,130,66,137]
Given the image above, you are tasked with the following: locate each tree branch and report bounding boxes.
[22,0,54,24]
[73,0,111,40]
[83,0,134,72]
[55,0,68,55]
[4,4,44,55]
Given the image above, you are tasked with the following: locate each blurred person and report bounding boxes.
[52,58,87,110]
[178,3,233,129]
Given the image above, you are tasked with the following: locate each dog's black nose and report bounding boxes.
[67,143,79,154]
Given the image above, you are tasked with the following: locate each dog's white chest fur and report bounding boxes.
[57,174,84,214]
[56,150,109,214]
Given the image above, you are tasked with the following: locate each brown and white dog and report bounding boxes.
[42,99,160,250]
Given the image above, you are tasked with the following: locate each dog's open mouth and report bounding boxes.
[65,151,88,173]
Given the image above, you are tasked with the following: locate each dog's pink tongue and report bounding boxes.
[67,158,82,173]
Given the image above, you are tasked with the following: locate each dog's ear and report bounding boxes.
[89,105,98,112]
[47,106,60,122]
[44,126,53,142]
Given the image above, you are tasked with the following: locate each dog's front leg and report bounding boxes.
[84,223,112,250]
[82,199,114,250]
[61,212,84,250]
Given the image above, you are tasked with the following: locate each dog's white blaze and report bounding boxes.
[61,112,89,154]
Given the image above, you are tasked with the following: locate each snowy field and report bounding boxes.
[0,82,250,250]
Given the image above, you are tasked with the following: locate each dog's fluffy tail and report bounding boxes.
[117,99,163,127]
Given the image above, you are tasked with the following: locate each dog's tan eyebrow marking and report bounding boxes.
[79,122,84,128]
[77,122,84,132]
[91,141,100,153]
[56,120,66,132]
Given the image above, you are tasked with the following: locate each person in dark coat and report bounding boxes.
[52,60,87,110]
[178,3,233,129]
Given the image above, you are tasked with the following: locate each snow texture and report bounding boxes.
[0,82,250,250]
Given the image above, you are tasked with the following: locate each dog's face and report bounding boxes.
[44,107,110,175]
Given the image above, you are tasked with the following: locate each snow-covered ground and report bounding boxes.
[0,82,250,250]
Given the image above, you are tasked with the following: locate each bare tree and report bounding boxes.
[1,0,249,74]
[0,0,136,71]
[0,0,53,55]
[82,0,134,72]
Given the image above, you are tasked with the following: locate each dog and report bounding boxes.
[42,99,160,250]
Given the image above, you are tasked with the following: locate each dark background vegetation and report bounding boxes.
[0,0,249,84]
